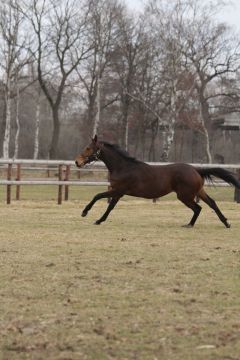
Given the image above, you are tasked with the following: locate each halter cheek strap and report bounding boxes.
[94,149,101,160]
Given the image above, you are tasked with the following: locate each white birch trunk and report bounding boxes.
[162,127,175,161]
[13,79,20,159]
[3,78,11,159]
[124,116,129,151]
[199,104,212,163]
[92,75,101,137]
[201,122,212,163]
[162,79,177,160]
[33,88,41,159]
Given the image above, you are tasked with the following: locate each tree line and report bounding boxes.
[0,0,240,161]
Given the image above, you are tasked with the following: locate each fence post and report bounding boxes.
[7,163,12,204]
[234,169,240,203]
[16,164,21,200]
[64,165,70,201]
[58,164,63,205]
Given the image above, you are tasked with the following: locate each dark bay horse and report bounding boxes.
[75,136,240,227]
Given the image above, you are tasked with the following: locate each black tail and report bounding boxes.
[196,167,240,189]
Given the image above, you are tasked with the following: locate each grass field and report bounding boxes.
[0,186,240,359]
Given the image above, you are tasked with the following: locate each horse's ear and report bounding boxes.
[92,135,98,143]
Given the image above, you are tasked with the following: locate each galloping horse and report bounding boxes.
[75,136,240,227]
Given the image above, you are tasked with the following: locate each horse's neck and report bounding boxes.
[101,148,126,173]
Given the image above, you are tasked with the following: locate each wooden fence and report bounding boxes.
[0,159,240,204]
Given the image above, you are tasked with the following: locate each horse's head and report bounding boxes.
[75,135,101,168]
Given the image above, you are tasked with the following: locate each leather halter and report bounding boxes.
[85,149,101,164]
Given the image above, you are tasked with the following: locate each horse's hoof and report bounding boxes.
[82,211,88,217]
[182,224,193,228]
[226,222,231,228]
[94,220,101,225]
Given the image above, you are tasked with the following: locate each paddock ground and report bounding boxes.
[0,186,240,359]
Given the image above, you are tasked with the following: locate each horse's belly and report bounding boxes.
[126,183,171,199]
[110,167,172,199]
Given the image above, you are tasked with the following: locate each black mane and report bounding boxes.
[101,142,141,164]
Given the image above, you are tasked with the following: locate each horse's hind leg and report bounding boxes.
[198,188,230,228]
[177,193,202,227]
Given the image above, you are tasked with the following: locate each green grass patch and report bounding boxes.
[0,189,240,359]
[0,183,236,203]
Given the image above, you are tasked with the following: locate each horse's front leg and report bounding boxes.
[95,197,121,225]
[81,190,118,217]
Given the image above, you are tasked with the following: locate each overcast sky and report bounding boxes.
[218,0,240,31]
[127,0,240,31]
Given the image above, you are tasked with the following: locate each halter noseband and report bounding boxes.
[85,149,101,164]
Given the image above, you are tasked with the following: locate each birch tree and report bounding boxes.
[125,30,167,160]
[0,0,20,158]
[129,0,240,162]
[33,85,42,159]
[78,0,120,138]
[23,0,93,158]
[0,0,32,158]
[112,10,145,150]
[180,0,240,162]
[134,0,197,161]
[13,70,20,158]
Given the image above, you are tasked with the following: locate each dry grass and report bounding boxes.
[0,187,240,360]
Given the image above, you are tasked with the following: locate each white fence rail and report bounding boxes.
[1,158,240,168]
[0,159,240,204]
